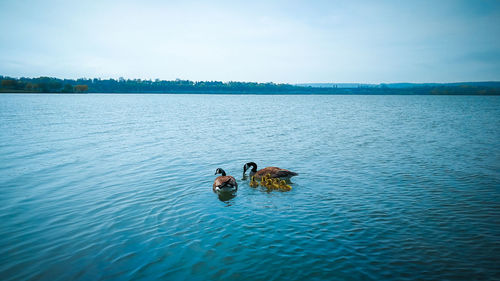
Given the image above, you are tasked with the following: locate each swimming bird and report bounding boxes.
[279,180,292,191]
[243,162,298,180]
[271,178,280,189]
[266,178,274,189]
[249,176,259,188]
[213,168,238,193]
[260,174,271,187]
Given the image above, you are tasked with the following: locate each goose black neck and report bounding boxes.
[248,162,257,172]
[220,169,226,176]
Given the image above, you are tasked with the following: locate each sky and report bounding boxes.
[1,0,499,83]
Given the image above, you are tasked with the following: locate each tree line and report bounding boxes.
[0,76,89,93]
[1,76,499,95]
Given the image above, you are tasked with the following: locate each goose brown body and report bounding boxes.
[213,176,238,192]
[213,168,238,192]
[243,162,298,180]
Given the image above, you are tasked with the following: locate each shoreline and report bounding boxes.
[1,91,500,96]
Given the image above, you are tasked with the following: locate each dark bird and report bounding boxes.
[243,162,298,180]
[213,168,238,193]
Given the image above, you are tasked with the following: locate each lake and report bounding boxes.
[0,94,499,280]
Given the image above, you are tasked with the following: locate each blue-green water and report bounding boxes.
[0,94,499,280]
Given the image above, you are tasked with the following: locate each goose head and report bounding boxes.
[243,162,257,175]
[214,168,226,176]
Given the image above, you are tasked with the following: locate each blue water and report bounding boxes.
[0,94,499,280]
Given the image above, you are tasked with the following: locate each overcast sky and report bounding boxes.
[1,0,499,83]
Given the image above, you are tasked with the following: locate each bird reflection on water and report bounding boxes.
[216,191,236,204]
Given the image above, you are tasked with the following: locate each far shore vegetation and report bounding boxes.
[1,76,499,95]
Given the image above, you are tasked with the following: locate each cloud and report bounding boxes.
[0,0,499,82]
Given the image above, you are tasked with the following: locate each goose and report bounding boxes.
[279,180,292,191]
[260,174,270,187]
[271,178,280,189]
[249,176,259,188]
[266,179,274,190]
[213,168,238,193]
[243,162,298,180]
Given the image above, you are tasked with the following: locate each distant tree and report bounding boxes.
[74,84,89,92]
[25,82,34,91]
[1,76,499,95]
[1,79,18,89]
[61,84,73,93]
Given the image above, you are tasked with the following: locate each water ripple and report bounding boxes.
[0,94,499,280]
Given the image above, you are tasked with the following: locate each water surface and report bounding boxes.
[0,94,499,280]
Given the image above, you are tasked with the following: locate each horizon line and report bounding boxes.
[1,75,499,85]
